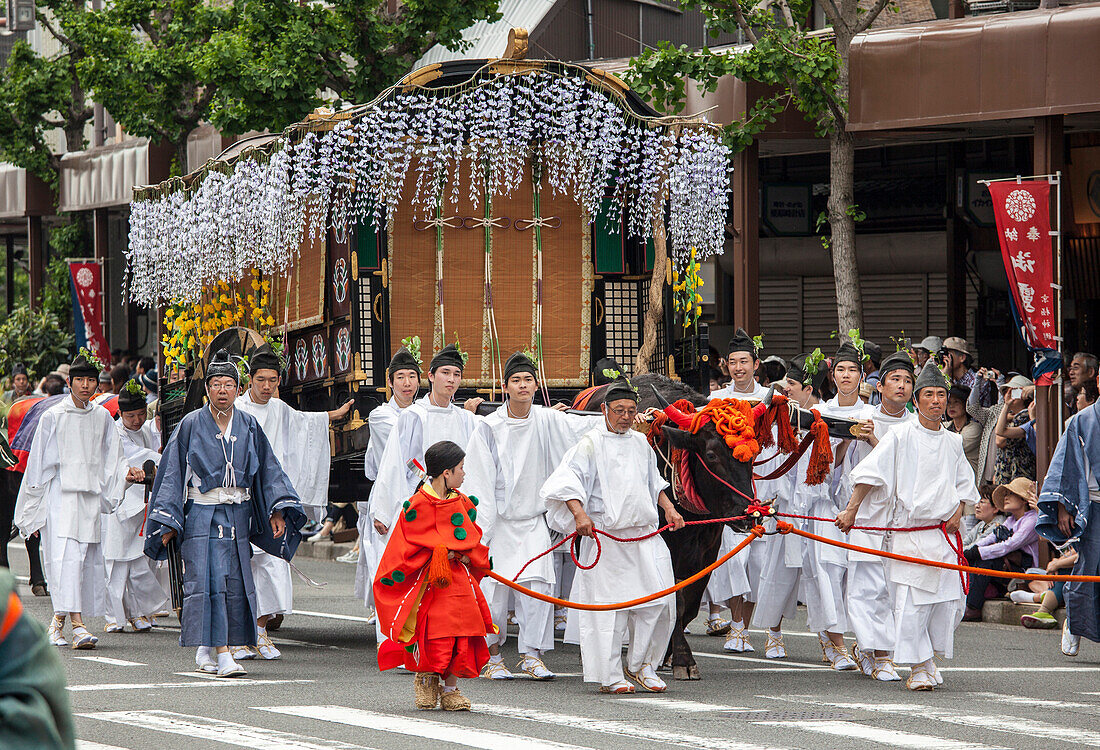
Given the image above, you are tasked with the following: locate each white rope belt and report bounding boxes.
[187,487,249,505]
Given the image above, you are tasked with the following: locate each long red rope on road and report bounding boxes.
[485,516,1100,612]
[482,527,765,611]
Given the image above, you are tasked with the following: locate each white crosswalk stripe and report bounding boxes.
[473,702,789,749]
[73,656,146,667]
[770,697,1100,747]
[76,742,131,750]
[967,692,1100,712]
[68,678,314,692]
[258,706,600,750]
[752,720,1007,750]
[78,710,373,750]
[627,696,749,712]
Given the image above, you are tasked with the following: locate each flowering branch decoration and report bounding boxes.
[125,62,730,307]
[123,379,145,398]
[802,348,826,386]
[672,246,704,330]
[452,338,470,366]
[401,335,422,368]
[78,346,105,373]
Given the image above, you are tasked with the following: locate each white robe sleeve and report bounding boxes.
[953,447,980,508]
[848,429,900,520]
[540,436,598,535]
[280,402,331,520]
[117,443,161,521]
[14,410,59,537]
[645,443,671,499]
[370,408,422,527]
[100,418,129,516]
[362,405,394,482]
[461,421,504,543]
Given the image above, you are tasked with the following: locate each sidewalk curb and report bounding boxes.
[982,599,1066,627]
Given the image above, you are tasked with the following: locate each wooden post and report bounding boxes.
[945,144,967,337]
[94,207,111,346]
[729,143,760,333]
[26,216,43,310]
[5,235,13,315]
[1032,115,1064,491]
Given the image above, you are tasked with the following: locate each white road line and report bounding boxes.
[627,696,749,712]
[968,692,1100,711]
[753,720,1005,750]
[76,742,131,750]
[258,706,595,750]
[472,702,789,750]
[693,651,830,669]
[68,679,314,692]
[79,710,372,750]
[771,697,1100,747]
[73,656,146,667]
[290,609,372,623]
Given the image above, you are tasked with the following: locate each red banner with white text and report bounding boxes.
[68,261,110,363]
[987,181,1057,350]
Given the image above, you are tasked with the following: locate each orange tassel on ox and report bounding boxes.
[753,401,777,449]
[775,400,798,454]
[805,409,833,485]
[428,545,452,588]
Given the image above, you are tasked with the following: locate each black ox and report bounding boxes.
[575,372,759,680]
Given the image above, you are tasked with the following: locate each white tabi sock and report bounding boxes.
[217,651,236,670]
[731,620,745,629]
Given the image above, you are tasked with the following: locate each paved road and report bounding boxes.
[8,541,1100,750]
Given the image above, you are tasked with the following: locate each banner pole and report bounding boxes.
[1054,171,1064,432]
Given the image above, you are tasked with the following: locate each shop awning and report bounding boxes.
[0,162,55,220]
[59,138,173,212]
[850,4,1100,131]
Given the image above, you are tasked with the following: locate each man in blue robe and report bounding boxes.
[144,349,306,677]
[1036,377,1100,657]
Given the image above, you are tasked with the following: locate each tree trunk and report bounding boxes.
[828,127,862,336]
[634,216,667,375]
[828,20,863,336]
[174,139,189,176]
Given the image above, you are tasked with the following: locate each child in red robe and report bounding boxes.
[373,440,496,711]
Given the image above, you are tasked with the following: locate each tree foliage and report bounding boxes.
[0,305,75,380]
[61,0,502,170]
[0,1,93,186]
[625,0,843,150]
[625,0,895,333]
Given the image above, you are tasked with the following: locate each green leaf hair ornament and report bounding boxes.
[401,335,423,368]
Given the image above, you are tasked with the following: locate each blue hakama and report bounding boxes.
[145,407,306,649]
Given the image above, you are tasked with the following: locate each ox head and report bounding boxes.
[652,387,756,530]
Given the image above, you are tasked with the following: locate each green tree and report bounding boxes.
[0,2,93,186]
[627,0,895,334]
[67,0,502,172]
[0,305,75,380]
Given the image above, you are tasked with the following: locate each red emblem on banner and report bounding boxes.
[987,181,1057,350]
[68,261,110,362]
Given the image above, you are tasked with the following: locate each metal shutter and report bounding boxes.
[759,277,802,359]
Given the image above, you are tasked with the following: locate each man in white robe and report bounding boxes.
[704,328,772,652]
[541,376,684,694]
[842,362,977,690]
[464,352,600,680]
[833,351,915,681]
[369,343,482,593]
[15,351,134,649]
[752,351,856,670]
[105,382,169,633]
[233,343,351,659]
[355,345,422,621]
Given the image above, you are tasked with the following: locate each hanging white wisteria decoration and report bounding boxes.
[126,62,731,306]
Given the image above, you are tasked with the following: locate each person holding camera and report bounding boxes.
[994,385,1037,484]
[962,477,1039,622]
